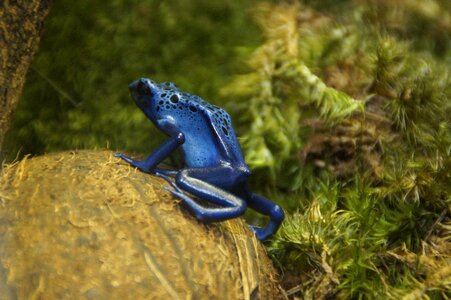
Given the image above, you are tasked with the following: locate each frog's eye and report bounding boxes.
[143,87,151,95]
[137,81,152,96]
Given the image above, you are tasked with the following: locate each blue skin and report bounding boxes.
[115,78,284,240]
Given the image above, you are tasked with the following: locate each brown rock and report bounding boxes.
[0,150,281,299]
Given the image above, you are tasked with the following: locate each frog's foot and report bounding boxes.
[246,193,284,240]
[249,225,274,241]
[114,153,154,173]
[155,171,183,193]
[114,153,133,164]
[164,186,187,200]
[153,168,178,176]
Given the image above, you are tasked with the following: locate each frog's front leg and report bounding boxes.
[166,168,247,222]
[115,119,184,173]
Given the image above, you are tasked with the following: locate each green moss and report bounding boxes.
[221,1,450,298]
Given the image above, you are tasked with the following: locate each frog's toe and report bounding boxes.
[156,172,182,192]
[164,186,186,200]
[115,155,148,170]
[154,171,173,181]
[249,225,272,240]
[154,168,178,176]
[114,153,132,162]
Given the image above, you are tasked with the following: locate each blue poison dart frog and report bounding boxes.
[115,78,284,240]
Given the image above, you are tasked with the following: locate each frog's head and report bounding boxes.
[129,78,181,120]
[128,78,157,114]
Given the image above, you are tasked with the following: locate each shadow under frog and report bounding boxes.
[116,78,284,240]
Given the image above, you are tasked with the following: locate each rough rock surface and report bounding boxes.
[0,150,280,299]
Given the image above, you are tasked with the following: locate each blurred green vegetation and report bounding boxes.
[5,0,263,158]
[4,0,451,299]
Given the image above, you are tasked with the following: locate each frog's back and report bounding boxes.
[192,95,245,162]
[154,83,248,170]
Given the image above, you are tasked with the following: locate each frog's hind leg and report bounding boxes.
[246,193,284,240]
[167,168,247,222]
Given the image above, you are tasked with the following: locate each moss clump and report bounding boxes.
[222,2,450,299]
[0,150,280,299]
